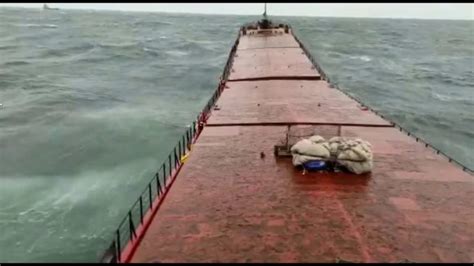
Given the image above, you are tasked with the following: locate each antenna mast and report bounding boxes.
[263,2,267,18]
[258,2,272,29]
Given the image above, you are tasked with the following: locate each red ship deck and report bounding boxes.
[129,25,473,263]
[206,80,391,126]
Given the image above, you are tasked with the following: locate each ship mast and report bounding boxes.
[259,2,271,29]
[263,2,267,19]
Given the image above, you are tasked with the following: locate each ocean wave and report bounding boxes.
[165,50,189,57]
[349,55,372,62]
[431,92,472,103]
[156,21,173,26]
[13,23,58,29]
[142,47,160,56]
[447,38,465,44]
[172,41,213,54]
[432,92,454,102]
[0,44,16,50]
[132,20,173,27]
[380,30,403,39]
[2,61,31,67]
[36,42,97,60]
[96,42,140,49]
[319,42,333,48]
[414,69,474,88]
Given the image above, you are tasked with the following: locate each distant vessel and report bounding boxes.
[43,4,59,10]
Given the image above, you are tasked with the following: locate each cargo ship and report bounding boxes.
[100,14,473,263]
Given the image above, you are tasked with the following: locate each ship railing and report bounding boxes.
[288,25,330,83]
[99,29,241,263]
[100,122,197,263]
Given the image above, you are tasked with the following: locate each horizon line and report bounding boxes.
[1,5,473,21]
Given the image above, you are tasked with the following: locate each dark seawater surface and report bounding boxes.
[0,7,472,262]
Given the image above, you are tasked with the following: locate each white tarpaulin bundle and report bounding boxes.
[290,137,330,166]
[290,135,373,174]
[330,137,373,174]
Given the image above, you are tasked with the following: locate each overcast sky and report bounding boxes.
[1,3,473,20]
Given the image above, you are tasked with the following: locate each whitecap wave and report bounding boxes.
[14,23,58,29]
[97,42,139,49]
[143,47,160,56]
[166,50,188,57]
[431,92,469,103]
[349,55,372,62]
